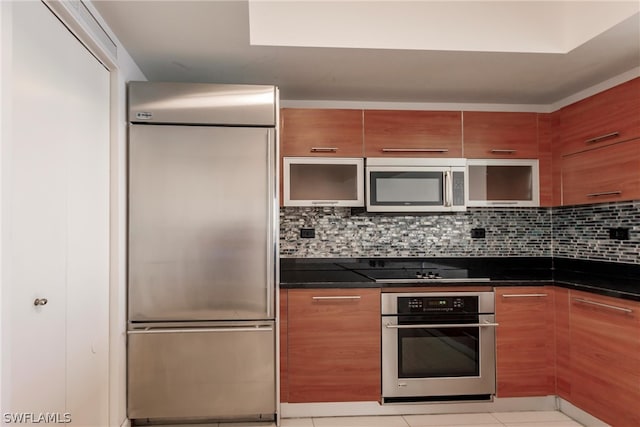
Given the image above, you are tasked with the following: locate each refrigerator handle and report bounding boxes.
[128,326,274,334]
[266,128,275,319]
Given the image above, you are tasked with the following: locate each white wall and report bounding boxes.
[0,1,146,426]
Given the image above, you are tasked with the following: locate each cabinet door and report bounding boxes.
[5,2,110,425]
[559,77,640,156]
[569,291,640,427]
[279,289,289,402]
[554,288,571,400]
[561,139,640,205]
[280,109,363,157]
[463,112,538,158]
[495,287,555,397]
[287,289,381,403]
[363,110,462,157]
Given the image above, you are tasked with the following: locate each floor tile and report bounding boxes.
[312,415,409,427]
[280,418,315,427]
[404,413,501,426]
[502,422,583,427]
[491,411,572,424]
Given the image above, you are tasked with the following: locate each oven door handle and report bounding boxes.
[385,322,499,329]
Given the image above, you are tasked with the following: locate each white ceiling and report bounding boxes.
[92,1,640,106]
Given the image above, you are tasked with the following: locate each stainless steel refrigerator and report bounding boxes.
[126,82,278,422]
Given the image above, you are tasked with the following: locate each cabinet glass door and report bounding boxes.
[467,160,539,206]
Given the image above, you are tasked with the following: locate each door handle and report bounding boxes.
[34,298,48,306]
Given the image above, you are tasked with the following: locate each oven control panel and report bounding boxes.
[398,296,478,313]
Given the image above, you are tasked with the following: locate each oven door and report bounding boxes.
[382,314,496,400]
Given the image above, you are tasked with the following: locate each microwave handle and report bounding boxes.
[444,170,452,207]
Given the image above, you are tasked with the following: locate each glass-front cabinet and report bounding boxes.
[466,159,539,207]
[283,157,364,206]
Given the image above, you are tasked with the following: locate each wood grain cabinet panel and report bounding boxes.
[561,139,640,205]
[495,287,555,397]
[553,287,571,400]
[463,112,538,158]
[559,77,640,156]
[287,288,381,403]
[279,289,288,402]
[568,290,640,427]
[280,108,363,157]
[363,110,462,157]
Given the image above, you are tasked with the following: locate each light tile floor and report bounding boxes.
[276,411,585,427]
[164,411,586,427]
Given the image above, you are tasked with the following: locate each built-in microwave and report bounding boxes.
[366,158,466,212]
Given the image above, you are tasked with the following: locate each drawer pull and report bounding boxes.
[586,190,622,198]
[502,293,548,298]
[585,132,620,144]
[572,297,633,314]
[386,322,499,329]
[310,147,338,153]
[312,296,361,301]
[490,149,517,154]
[381,148,449,153]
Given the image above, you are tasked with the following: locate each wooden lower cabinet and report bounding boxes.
[286,288,381,403]
[553,287,571,400]
[568,290,640,427]
[495,287,555,397]
[279,289,289,402]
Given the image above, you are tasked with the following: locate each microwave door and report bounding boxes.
[368,170,446,211]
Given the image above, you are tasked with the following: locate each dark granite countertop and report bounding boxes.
[280,257,640,302]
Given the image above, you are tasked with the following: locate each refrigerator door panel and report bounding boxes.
[128,81,276,126]
[127,321,276,420]
[128,125,275,321]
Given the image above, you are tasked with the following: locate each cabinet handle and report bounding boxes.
[490,149,517,154]
[586,190,622,198]
[585,131,620,144]
[381,148,449,153]
[572,297,633,314]
[33,298,48,306]
[502,293,548,298]
[310,147,338,153]
[311,201,339,205]
[312,296,361,301]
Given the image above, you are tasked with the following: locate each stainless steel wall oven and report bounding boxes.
[381,291,497,403]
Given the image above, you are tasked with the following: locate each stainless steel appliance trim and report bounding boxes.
[585,131,620,144]
[384,322,499,329]
[501,293,548,298]
[587,190,622,197]
[128,326,273,334]
[572,297,633,314]
[381,148,449,153]
[311,295,362,300]
[490,149,516,154]
[381,291,495,315]
[376,278,491,284]
[266,129,275,319]
[444,170,452,207]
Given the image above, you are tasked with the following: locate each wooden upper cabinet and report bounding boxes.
[363,110,462,157]
[559,77,640,156]
[495,287,555,398]
[280,108,363,157]
[561,139,640,205]
[463,112,538,158]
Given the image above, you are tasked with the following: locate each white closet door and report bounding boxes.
[8,2,110,425]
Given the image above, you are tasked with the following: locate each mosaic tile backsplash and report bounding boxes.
[280,201,640,264]
[552,200,640,264]
[280,207,553,258]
